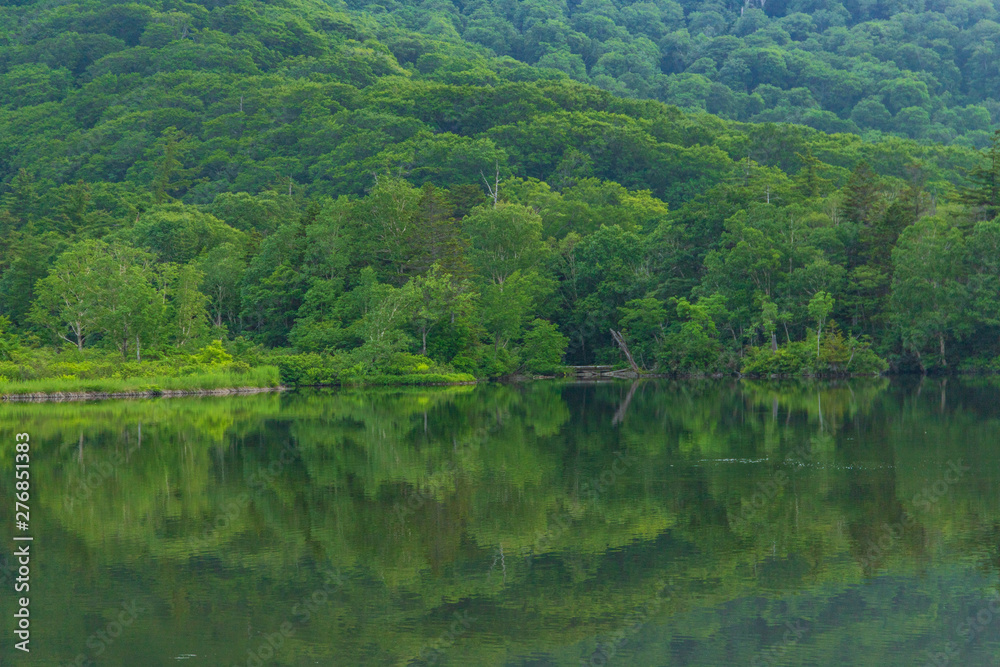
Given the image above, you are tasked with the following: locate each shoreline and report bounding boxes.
[4,371,984,402]
[1,385,287,403]
[0,379,481,402]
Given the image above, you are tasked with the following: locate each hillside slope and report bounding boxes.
[358,0,1000,146]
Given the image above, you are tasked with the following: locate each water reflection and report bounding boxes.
[1,378,1000,665]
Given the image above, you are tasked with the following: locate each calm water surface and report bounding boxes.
[2,379,1000,666]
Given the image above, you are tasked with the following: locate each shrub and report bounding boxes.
[262,352,350,385]
[742,326,887,376]
[0,361,23,381]
[384,352,434,375]
[191,340,233,366]
[659,322,723,373]
[229,360,252,375]
[957,355,1000,373]
[520,319,568,375]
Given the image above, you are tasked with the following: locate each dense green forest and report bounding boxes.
[367,0,1000,146]
[1,0,999,385]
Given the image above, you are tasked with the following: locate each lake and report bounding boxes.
[2,378,1000,666]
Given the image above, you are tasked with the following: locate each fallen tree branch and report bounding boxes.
[610,329,640,372]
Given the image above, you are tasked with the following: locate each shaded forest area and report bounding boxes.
[0,0,999,383]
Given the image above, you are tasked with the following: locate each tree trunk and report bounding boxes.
[422,328,427,356]
[939,332,946,368]
[610,329,639,372]
[770,332,777,352]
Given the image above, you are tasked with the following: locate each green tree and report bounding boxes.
[793,149,831,200]
[618,297,668,369]
[840,162,883,227]
[760,298,778,352]
[359,177,421,281]
[408,263,474,357]
[145,127,202,204]
[130,205,245,264]
[479,270,545,359]
[966,219,1000,328]
[29,240,161,359]
[91,243,162,360]
[166,263,210,347]
[661,296,723,372]
[405,183,469,278]
[350,268,418,369]
[463,203,544,286]
[195,243,246,330]
[890,215,969,369]
[29,240,106,351]
[0,316,18,362]
[0,231,65,328]
[958,129,1000,222]
[807,291,834,358]
[520,318,569,374]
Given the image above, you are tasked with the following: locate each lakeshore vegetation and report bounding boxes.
[1,0,1000,390]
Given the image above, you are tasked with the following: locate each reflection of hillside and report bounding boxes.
[4,380,1000,664]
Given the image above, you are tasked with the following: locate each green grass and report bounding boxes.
[0,365,478,396]
[0,366,281,396]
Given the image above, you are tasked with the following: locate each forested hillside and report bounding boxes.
[0,0,998,384]
[365,0,1000,146]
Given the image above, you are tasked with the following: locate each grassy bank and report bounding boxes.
[0,366,481,400]
[0,340,479,399]
[0,366,281,398]
[0,340,287,399]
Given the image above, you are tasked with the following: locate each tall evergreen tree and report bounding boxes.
[959,129,1000,222]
